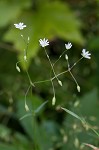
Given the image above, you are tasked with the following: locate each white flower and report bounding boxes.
[65,42,72,50]
[14,22,26,30]
[39,38,49,47]
[81,49,91,59]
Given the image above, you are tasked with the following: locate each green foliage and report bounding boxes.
[2,0,84,67]
[62,89,99,150]
[0,0,99,150]
[0,0,32,27]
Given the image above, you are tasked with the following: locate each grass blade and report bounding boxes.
[34,100,48,114]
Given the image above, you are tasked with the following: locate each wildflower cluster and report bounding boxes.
[14,23,91,110]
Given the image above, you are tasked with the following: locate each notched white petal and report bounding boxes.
[14,22,26,30]
[65,42,72,50]
[39,38,49,47]
[81,49,91,59]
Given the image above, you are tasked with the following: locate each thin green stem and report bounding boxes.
[33,57,83,85]
[66,55,79,87]
[44,47,57,104]
[20,34,29,59]
[82,120,99,137]
[51,79,55,98]
[70,57,83,70]
[25,85,31,104]
[34,79,51,84]
[44,47,59,82]
[53,49,69,66]
[16,60,23,66]
[25,69,35,86]
[90,127,99,137]
[20,34,27,44]
[54,57,83,80]
[24,84,31,111]
[51,70,68,80]
[69,70,78,86]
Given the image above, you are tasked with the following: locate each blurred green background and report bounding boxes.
[0,0,99,149]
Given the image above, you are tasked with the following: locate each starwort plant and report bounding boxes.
[14,22,35,111]
[13,22,96,150]
[39,38,63,105]
[14,22,91,109]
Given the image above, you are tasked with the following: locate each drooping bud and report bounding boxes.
[65,54,68,60]
[16,65,21,72]
[58,80,63,86]
[28,36,30,43]
[25,103,29,112]
[52,96,56,106]
[24,49,27,61]
[74,138,79,148]
[24,55,27,61]
[77,85,80,92]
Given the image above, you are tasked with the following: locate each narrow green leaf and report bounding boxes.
[19,113,33,120]
[34,100,48,114]
[61,106,99,137]
[61,107,82,121]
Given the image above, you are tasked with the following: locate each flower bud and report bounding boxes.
[28,36,30,42]
[25,103,29,112]
[24,55,27,61]
[58,80,62,86]
[52,96,56,106]
[65,54,68,60]
[16,65,20,72]
[77,85,80,92]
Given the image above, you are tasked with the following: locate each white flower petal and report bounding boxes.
[65,42,72,50]
[14,22,26,30]
[81,49,91,59]
[82,49,85,53]
[39,38,49,47]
